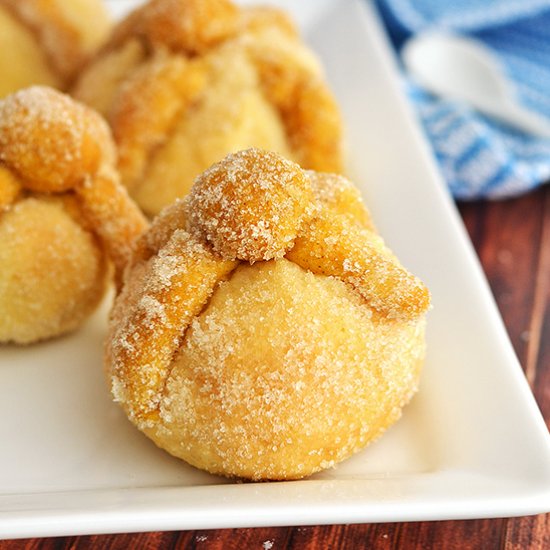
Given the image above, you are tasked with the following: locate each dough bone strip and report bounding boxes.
[108,230,237,427]
[252,47,344,173]
[76,168,150,280]
[110,53,208,190]
[287,211,430,322]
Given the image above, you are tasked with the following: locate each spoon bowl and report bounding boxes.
[402,32,550,138]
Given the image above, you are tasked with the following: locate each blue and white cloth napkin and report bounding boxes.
[376,0,550,200]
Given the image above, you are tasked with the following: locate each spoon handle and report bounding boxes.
[479,100,550,139]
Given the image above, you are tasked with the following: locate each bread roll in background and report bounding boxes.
[73,0,344,216]
[0,86,147,344]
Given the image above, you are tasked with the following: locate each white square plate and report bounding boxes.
[1,0,549,539]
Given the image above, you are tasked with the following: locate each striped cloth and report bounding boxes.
[376,0,550,200]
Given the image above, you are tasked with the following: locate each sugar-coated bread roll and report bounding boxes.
[105,149,430,480]
[73,0,343,216]
[0,0,111,97]
[0,86,148,344]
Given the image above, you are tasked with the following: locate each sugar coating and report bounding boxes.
[130,197,189,267]
[150,260,425,480]
[247,30,342,173]
[76,168,149,280]
[111,51,207,191]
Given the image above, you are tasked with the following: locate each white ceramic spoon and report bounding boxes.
[402,32,550,138]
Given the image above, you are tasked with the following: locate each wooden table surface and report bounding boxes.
[3,186,549,549]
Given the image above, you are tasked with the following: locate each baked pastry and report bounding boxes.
[0,86,148,344]
[106,148,430,480]
[0,0,111,98]
[72,0,343,216]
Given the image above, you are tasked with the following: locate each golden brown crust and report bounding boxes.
[0,86,148,280]
[97,2,149,55]
[278,77,343,173]
[130,198,188,268]
[185,149,428,321]
[107,149,430,432]
[0,0,111,84]
[132,170,375,269]
[238,8,343,173]
[138,0,238,54]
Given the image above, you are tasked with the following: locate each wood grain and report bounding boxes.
[2,187,549,549]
